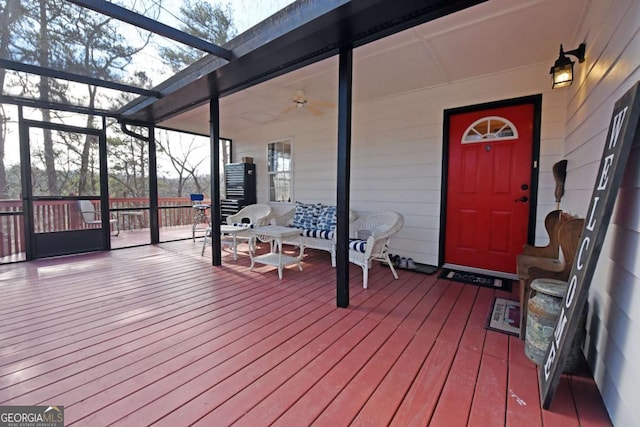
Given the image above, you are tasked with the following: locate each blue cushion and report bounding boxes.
[292,202,321,229]
[349,239,367,253]
[316,205,337,231]
[300,229,334,240]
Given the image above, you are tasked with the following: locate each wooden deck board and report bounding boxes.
[568,371,614,427]
[390,282,478,425]
[70,294,329,424]
[429,345,482,426]
[2,270,296,396]
[0,242,612,426]
[506,358,543,426]
[468,353,508,425]
[310,327,415,427]
[233,317,379,426]
[542,377,580,427]
[160,307,357,426]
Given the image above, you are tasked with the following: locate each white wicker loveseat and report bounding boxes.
[270,201,357,267]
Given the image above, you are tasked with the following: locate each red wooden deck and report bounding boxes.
[0,240,612,426]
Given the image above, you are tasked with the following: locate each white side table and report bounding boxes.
[249,226,303,279]
[201,224,248,260]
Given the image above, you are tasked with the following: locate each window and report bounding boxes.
[267,140,292,203]
[462,116,518,143]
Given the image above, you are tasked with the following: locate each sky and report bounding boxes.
[129,0,296,91]
[224,0,295,34]
[156,0,296,35]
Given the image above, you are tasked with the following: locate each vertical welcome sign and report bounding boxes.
[540,81,640,409]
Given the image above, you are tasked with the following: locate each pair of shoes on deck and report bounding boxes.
[398,257,417,270]
[389,254,417,270]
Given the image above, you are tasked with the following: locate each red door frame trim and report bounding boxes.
[438,94,542,267]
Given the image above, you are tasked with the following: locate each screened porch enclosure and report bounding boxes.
[0,102,232,262]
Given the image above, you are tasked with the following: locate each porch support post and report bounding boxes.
[336,46,353,308]
[99,116,112,249]
[210,96,222,266]
[18,106,35,260]
[148,124,160,244]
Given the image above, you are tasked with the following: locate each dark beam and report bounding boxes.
[210,95,222,266]
[0,58,162,98]
[18,106,35,261]
[0,95,115,117]
[67,0,233,61]
[98,118,111,249]
[336,47,353,308]
[148,126,160,244]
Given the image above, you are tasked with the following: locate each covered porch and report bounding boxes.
[0,242,611,425]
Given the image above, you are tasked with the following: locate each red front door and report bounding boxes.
[445,103,534,274]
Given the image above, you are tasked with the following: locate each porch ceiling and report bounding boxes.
[156,0,589,136]
[122,0,489,125]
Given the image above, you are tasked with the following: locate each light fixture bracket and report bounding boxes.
[563,43,586,63]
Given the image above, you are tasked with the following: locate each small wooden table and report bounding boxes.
[249,226,302,279]
[201,225,247,260]
[119,211,144,230]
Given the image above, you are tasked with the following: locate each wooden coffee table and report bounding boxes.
[249,226,303,279]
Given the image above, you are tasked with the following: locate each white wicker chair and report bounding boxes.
[202,204,272,255]
[348,211,404,289]
[226,203,272,244]
[227,204,272,227]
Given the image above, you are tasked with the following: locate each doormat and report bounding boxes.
[410,263,438,275]
[485,297,520,336]
[438,269,512,292]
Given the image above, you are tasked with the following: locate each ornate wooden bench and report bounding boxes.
[517,211,584,338]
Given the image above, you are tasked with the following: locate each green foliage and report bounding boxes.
[159,0,236,73]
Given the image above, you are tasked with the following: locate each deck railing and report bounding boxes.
[0,197,210,258]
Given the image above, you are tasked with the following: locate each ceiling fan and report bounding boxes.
[281,90,335,116]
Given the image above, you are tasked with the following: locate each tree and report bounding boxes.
[0,0,24,198]
[6,0,161,196]
[159,0,235,73]
[107,132,149,198]
[156,130,208,197]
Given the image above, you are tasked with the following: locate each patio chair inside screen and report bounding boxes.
[348,210,404,289]
[78,200,119,236]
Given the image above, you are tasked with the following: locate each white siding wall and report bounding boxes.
[560,0,640,425]
[230,63,566,265]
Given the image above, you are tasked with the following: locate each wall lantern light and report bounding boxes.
[550,43,586,89]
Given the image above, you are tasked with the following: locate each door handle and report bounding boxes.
[515,196,529,203]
